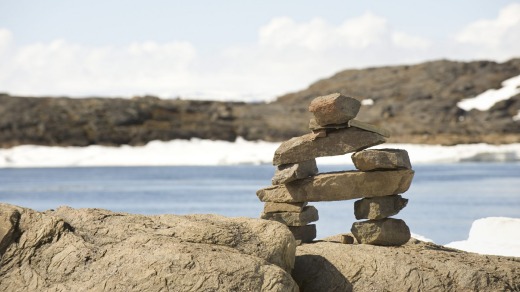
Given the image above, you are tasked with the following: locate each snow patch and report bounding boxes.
[361,99,374,106]
[457,74,520,111]
[411,233,434,243]
[445,217,520,257]
[513,110,520,121]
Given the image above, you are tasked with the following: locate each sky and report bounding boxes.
[1,0,519,101]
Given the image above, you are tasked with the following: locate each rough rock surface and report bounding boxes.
[352,149,412,171]
[354,195,409,220]
[264,202,307,213]
[257,170,415,203]
[293,237,520,292]
[0,204,298,292]
[308,93,361,126]
[288,225,317,243]
[351,218,411,246]
[273,127,386,165]
[261,206,319,226]
[272,159,318,185]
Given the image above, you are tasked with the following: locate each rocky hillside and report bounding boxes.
[1,58,520,148]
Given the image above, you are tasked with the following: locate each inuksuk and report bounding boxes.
[257,93,414,246]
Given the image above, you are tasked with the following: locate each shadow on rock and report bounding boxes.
[292,254,352,292]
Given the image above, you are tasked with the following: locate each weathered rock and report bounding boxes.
[0,204,298,291]
[257,169,415,203]
[308,93,361,126]
[289,225,317,243]
[273,127,386,165]
[351,218,411,246]
[0,204,21,255]
[293,237,520,292]
[264,202,307,213]
[352,148,411,171]
[261,206,319,226]
[272,159,318,185]
[354,195,408,220]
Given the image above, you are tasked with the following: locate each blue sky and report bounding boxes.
[1,1,519,100]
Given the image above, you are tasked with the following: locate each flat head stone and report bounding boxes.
[273,127,386,165]
[257,169,415,203]
[354,195,408,220]
[260,206,319,226]
[308,93,361,126]
[351,218,411,246]
[272,159,318,185]
[264,202,308,213]
[352,149,411,171]
[288,225,316,243]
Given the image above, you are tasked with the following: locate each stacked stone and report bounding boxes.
[260,159,320,244]
[350,149,413,246]
[257,93,415,246]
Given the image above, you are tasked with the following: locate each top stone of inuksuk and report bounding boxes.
[257,92,415,246]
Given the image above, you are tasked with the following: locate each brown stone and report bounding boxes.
[273,127,386,165]
[0,205,21,254]
[341,234,355,244]
[272,159,318,185]
[257,170,415,203]
[288,225,316,243]
[309,119,391,138]
[308,93,361,126]
[351,218,411,246]
[352,149,411,171]
[264,202,307,213]
[261,206,319,226]
[354,195,408,220]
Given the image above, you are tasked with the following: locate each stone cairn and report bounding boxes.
[256,93,415,246]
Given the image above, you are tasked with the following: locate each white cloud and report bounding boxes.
[0,4,519,102]
[455,3,520,60]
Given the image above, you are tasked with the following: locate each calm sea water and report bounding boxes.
[0,163,519,244]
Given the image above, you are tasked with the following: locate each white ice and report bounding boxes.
[1,138,520,168]
[457,74,520,111]
[445,217,520,257]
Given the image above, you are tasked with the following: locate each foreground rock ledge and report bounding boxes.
[0,204,298,292]
[293,237,520,292]
[257,170,415,203]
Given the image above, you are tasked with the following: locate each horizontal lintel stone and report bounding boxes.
[257,169,415,203]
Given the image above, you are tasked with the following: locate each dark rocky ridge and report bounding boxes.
[1,58,520,148]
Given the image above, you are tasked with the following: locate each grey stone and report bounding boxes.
[293,237,520,292]
[257,169,415,203]
[351,218,411,246]
[309,118,391,138]
[354,195,408,220]
[308,93,361,126]
[352,148,412,171]
[0,204,299,291]
[272,159,318,185]
[264,202,307,213]
[288,225,316,243]
[273,127,386,165]
[261,206,319,226]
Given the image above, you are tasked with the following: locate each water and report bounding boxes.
[0,163,519,244]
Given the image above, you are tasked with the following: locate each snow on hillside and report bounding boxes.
[457,74,520,111]
[0,138,519,167]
